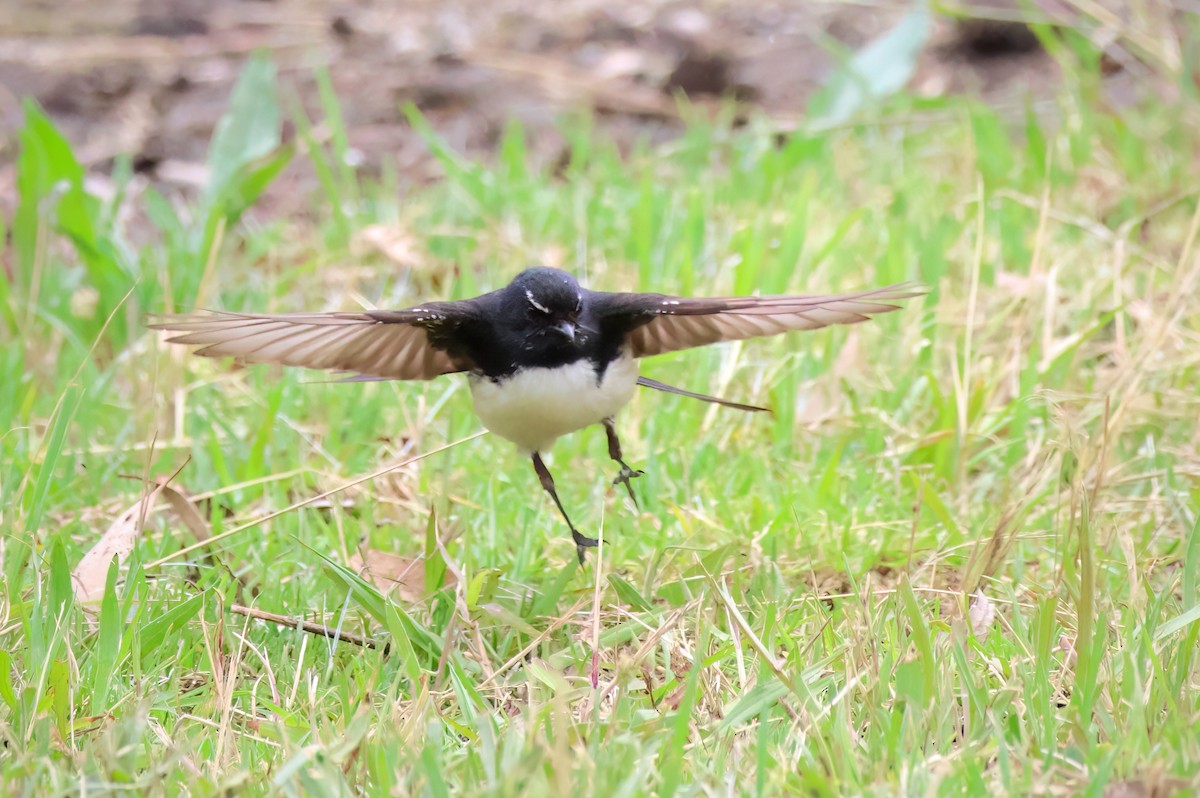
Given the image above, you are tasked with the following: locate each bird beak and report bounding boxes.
[550,320,576,341]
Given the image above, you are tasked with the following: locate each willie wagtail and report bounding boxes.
[151,267,921,562]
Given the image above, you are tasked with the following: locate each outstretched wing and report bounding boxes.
[148,302,478,381]
[592,283,923,358]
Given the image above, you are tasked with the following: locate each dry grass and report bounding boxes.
[2,6,1200,795]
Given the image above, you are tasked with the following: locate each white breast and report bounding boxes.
[469,350,639,453]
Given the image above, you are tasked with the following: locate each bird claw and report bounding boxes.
[612,466,645,507]
[572,528,599,548]
[571,528,600,565]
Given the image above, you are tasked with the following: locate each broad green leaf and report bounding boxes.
[301,540,441,668]
[1155,603,1200,643]
[89,557,123,712]
[1182,514,1199,609]
[48,659,71,740]
[720,680,790,731]
[608,573,654,612]
[466,569,502,610]
[134,594,204,657]
[216,144,295,221]
[13,101,84,279]
[47,538,73,622]
[205,54,281,203]
[24,385,82,535]
[808,0,931,127]
[424,509,448,595]
[530,560,577,618]
[0,650,17,712]
[893,658,927,706]
[421,721,452,798]
[898,576,935,706]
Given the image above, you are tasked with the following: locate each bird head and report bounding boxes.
[507,267,586,343]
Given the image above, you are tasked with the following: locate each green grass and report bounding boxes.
[2,38,1200,796]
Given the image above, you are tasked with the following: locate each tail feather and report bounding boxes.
[636,376,770,413]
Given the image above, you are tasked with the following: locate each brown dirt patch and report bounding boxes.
[1,0,1063,207]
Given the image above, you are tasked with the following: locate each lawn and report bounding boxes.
[2,26,1199,798]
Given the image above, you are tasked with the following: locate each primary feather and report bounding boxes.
[601,283,923,358]
[148,310,464,381]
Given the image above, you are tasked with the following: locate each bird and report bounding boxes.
[150,267,922,563]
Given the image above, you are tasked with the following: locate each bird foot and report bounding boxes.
[612,465,645,507]
[571,527,600,565]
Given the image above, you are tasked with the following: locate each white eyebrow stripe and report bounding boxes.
[525,289,551,314]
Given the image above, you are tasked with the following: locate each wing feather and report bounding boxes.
[148,308,472,381]
[595,283,923,358]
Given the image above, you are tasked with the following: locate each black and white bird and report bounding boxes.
[151,267,921,562]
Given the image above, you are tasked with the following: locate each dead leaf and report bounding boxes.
[121,472,260,600]
[668,644,692,681]
[1059,634,1077,666]
[73,485,168,603]
[968,591,995,642]
[347,549,456,602]
[155,482,212,544]
[793,330,871,424]
[662,683,688,711]
[76,465,216,604]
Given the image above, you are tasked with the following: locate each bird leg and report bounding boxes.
[531,453,598,564]
[603,418,644,508]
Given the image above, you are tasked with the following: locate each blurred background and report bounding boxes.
[3,4,1200,794]
[0,0,1164,220]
